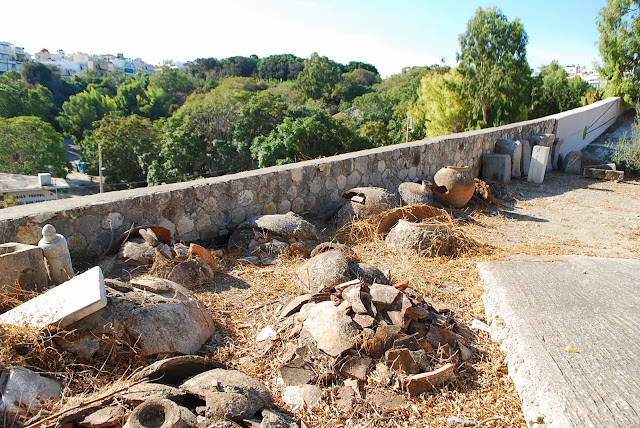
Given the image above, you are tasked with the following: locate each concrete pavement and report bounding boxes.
[479,255,640,427]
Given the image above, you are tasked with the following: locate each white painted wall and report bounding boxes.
[553,97,623,158]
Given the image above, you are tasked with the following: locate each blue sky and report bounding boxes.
[2,0,606,77]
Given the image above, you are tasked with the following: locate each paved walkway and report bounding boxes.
[479,255,640,427]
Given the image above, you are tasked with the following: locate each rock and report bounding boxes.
[398,181,435,206]
[0,366,62,419]
[203,419,243,428]
[342,284,367,314]
[447,416,477,427]
[0,266,106,330]
[0,242,48,294]
[125,298,216,356]
[123,398,181,428]
[131,355,220,385]
[338,355,372,381]
[385,219,453,256]
[349,263,389,285]
[180,369,272,418]
[385,348,421,374]
[238,212,318,240]
[189,243,218,270]
[353,314,375,329]
[283,385,322,411]
[104,278,133,293]
[78,405,126,428]
[279,356,314,386]
[280,294,312,318]
[560,150,583,174]
[178,406,199,428]
[206,390,252,421]
[404,363,456,396]
[336,385,357,414]
[256,325,277,342]
[369,283,400,307]
[367,390,406,412]
[116,382,189,405]
[335,187,399,227]
[260,408,298,428]
[310,242,358,260]
[130,277,173,293]
[139,228,159,246]
[302,301,358,357]
[494,139,522,178]
[297,250,351,293]
[159,260,214,289]
[173,243,190,260]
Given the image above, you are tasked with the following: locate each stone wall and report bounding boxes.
[0,117,557,256]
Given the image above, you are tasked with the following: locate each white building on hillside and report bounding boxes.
[0,173,69,205]
[33,49,155,78]
[0,41,31,74]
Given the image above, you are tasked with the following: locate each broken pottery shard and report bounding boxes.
[280,294,312,318]
[238,212,318,240]
[367,390,406,412]
[0,266,106,330]
[338,355,372,381]
[365,325,402,359]
[116,382,189,405]
[385,348,421,374]
[131,277,173,293]
[0,366,62,419]
[283,385,323,411]
[405,305,429,320]
[279,357,314,386]
[303,301,358,357]
[336,385,357,414]
[353,314,375,329]
[297,250,351,293]
[131,355,219,384]
[139,228,159,246]
[342,284,368,314]
[181,369,272,419]
[79,405,126,428]
[189,243,218,270]
[370,283,400,307]
[335,278,361,293]
[405,363,456,396]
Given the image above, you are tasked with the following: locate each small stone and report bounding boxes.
[343,284,368,314]
[283,385,323,411]
[338,355,372,381]
[336,385,357,414]
[206,391,252,421]
[256,325,277,342]
[130,277,173,293]
[385,348,421,374]
[405,305,429,320]
[260,408,298,428]
[156,242,174,259]
[174,243,190,259]
[280,294,312,318]
[349,263,389,285]
[370,283,400,307]
[302,301,358,357]
[189,243,218,270]
[353,314,375,329]
[139,228,159,246]
[279,357,314,386]
[447,416,477,427]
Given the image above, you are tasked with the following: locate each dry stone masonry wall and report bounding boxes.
[0,118,555,256]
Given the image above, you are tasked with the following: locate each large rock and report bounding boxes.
[237,212,318,240]
[494,139,523,178]
[181,369,272,419]
[385,220,453,256]
[335,187,398,227]
[302,301,358,357]
[132,355,220,384]
[160,260,215,289]
[297,250,351,293]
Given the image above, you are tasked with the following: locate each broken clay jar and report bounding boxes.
[432,166,475,208]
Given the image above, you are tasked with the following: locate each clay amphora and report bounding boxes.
[432,166,475,208]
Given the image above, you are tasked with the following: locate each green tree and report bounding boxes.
[80,113,160,184]
[457,7,532,127]
[344,61,379,75]
[410,71,471,137]
[256,54,305,80]
[0,116,69,177]
[597,0,640,103]
[149,66,196,95]
[333,68,380,104]
[250,107,370,168]
[58,87,116,143]
[21,62,82,110]
[222,56,258,77]
[113,75,174,120]
[295,53,342,103]
[0,72,53,120]
[530,61,593,118]
[151,78,261,183]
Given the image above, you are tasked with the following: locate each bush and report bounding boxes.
[611,105,640,175]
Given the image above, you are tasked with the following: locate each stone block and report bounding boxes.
[0,366,62,418]
[551,138,564,169]
[0,243,48,293]
[519,140,532,177]
[528,146,551,184]
[583,168,624,181]
[0,266,106,330]
[560,151,582,174]
[494,139,522,178]
[482,154,511,183]
[528,133,554,171]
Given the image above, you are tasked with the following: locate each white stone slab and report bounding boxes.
[528,146,550,184]
[0,266,106,330]
[0,366,62,418]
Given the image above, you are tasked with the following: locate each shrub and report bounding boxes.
[611,105,640,175]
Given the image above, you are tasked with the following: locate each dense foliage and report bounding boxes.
[1,7,608,185]
[612,105,640,173]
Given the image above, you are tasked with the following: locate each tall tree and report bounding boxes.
[57,87,116,143]
[295,53,342,103]
[530,61,593,118]
[0,72,53,120]
[80,113,160,184]
[597,0,640,103]
[457,7,532,127]
[0,116,69,177]
[256,54,305,81]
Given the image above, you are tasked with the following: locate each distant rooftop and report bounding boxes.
[0,173,69,193]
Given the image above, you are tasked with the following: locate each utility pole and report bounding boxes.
[406,115,414,143]
[98,143,104,193]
